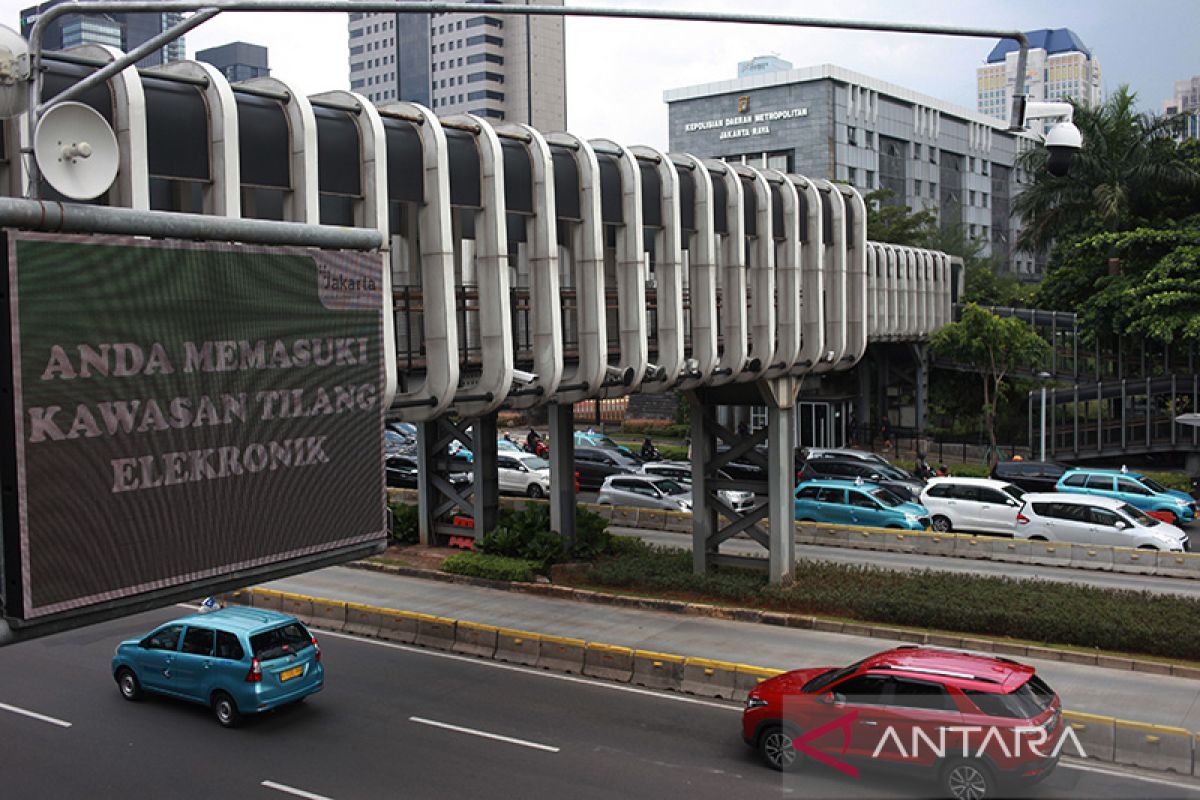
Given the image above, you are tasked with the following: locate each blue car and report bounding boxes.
[574,430,638,458]
[794,479,931,530]
[1057,468,1196,525]
[112,607,324,727]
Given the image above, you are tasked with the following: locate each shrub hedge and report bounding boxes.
[442,552,539,583]
[389,502,419,544]
[577,547,1200,661]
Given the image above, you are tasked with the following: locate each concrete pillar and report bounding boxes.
[688,391,716,576]
[766,403,796,584]
[549,403,576,550]
[855,355,872,446]
[472,413,499,537]
[911,343,929,441]
[415,420,439,546]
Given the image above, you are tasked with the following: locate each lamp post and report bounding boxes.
[1038,371,1052,461]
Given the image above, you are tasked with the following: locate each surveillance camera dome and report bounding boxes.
[1043,121,1083,177]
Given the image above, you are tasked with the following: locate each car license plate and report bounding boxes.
[280,666,303,682]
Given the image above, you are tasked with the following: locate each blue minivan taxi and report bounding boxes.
[794,479,931,530]
[1056,468,1196,525]
[112,606,323,727]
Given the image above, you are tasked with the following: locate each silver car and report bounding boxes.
[597,474,692,512]
[638,461,755,512]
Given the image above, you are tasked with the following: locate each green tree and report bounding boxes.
[924,223,1033,307]
[1122,244,1200,344]
[861,188,937,246]
[930,305,1050,466]
[1012,86,1200,254]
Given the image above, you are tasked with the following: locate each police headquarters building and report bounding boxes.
[665,63,1039,278]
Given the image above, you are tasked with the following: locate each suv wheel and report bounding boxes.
[758,724,801,771]
[115,667,142,701]
[931,515,952,533]
[1029,535,1048,541]
[941,758,995,800]
[212,691,242,728]
[1137,544,1159,551]
[527,483,545,499]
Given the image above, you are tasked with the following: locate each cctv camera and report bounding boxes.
[511,369,539,386]
[1043,121,1082,177]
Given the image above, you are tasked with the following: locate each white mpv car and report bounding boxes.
[497,452,551,498]
[919,477,1025,536]
[1016,493,1189,551]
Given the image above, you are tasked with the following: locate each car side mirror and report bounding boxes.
[1115,521,1128,530]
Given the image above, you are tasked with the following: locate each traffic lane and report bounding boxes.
[623,528,1200,599]
[4,608,1199,800]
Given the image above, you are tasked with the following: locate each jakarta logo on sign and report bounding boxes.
[2,232,388,620]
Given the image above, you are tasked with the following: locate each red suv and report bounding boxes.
[742,647,1062,799]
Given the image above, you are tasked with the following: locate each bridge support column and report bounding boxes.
[548,403,576,550]
[855,354,872,446]
[415,420,439,546]
[472,413,500,536]
[761,378,799,585]
[1187,454,1200,481]
[910,343,929,444]
[688,379,798,585]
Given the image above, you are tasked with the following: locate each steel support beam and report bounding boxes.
[471,414,500,536]
[548,403,576,550]
[765,402,796,584]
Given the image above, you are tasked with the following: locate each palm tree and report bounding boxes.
[1012,86,1200,253]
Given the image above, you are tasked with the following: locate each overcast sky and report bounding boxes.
[6,0,1197,149]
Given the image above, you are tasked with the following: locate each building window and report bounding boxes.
[968,190,976,206]
[913,179,922,196]
[864,170,874,188]
[847,126,857,146]
[929,147,937,164]
[847,166,857,184]
[465,34,504,47]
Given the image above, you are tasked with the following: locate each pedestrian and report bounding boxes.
[936,463,950,477]
[914,451,934,481]
[879,418,893,451]
[640,436,659,461]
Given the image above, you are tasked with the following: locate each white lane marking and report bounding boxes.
[261,780,334,800]
[409,716,560,753]
[316,628,738,712]
[1060,758,1200,791]
[0,701,72,728]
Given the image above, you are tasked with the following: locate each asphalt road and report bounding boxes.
[624,528,1200,598]
[1,605,1197,800]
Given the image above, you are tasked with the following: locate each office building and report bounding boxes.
[347,0,566,130]
[20,1,186,67]
[1164,76,1200,141]
[665,63,1038,277]
[196,42,271,83]
[977,28,1101,128]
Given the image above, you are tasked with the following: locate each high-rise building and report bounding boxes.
[196,42,271,83]
[347,0,566,131]
[738,55,792,79]
[1163,76,1200,141]
[977,28,1101,129]
[20,1,186,68]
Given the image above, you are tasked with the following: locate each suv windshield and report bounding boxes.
[1139,477,1169,494]
[870,488,905,507]
[653,479,687,496]
[1119,503,1159,527]
[963,675,1055,718]
[802,660,866,693]
[250,622,313,661]
[521,456,549,471]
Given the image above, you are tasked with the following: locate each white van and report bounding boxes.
[1015,493,1189,551]
[919,477,1025,536]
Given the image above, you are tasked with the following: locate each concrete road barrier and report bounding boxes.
[882,530,919,552]
[664,511,691,533]
[845,528,887,551]
[344,602,384,638]
[276,591,315,624]
[636,509,667,531]
[1026,539,1072,568]
[250,588,285,612]
[1112,547,1158,574]
[309,598,347,632]
[1071,544,1115,571]
[453,620,498,658]
[495,628,541,666]
[916,533,957,557]
[536,635,587,674]
[1157,551,1200,579]
[1113,719,1194,774]
[632,650,685,691]
[988,537,1032,562]
[222,588,255,608]
[609,507,639,527]
[584,643,634,682]
[1063,711,1116,762]
[415,614,457,651]
[681,657,738,699]
[953,535,990,560]
[734,664,784,701]
[806,525,850,547]
[376,609,419,644]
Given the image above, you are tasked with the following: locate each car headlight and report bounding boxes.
[745,696,769,709]
[904,513,918,521]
